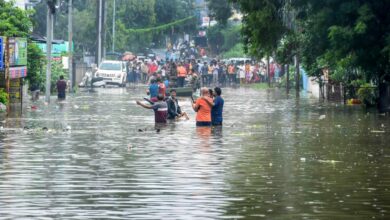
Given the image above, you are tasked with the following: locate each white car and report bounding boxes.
[95,60,127,87]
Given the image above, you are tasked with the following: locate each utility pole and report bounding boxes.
[45,2,54,103]
[295,55,300,96]
[112,0,116,52]
[267,56,271,87]
[68,0,73,93]
[97,0,103,65]
[286,64,290,92]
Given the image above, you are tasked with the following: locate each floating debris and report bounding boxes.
[371,130,385,133]
[318,160,341,164]
[319,115,326,120]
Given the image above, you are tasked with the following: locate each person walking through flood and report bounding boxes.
[211,87,224,126]
[56,75,67,100]
[202,87,224,126]
[167,89,189,120]
[192,87,213,126]
[136,94,168,123]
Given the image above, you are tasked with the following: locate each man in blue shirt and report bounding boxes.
[147,79,159,102]
[211,87,224,126]
[202,87,224,126]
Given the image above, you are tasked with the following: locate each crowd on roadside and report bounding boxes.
[126,58,283,89]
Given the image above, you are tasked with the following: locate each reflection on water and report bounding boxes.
[0,87,389,219]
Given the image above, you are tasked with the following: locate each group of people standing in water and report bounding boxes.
[136,85,224,127]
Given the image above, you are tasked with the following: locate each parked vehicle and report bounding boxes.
[79,70,106,88]
[94,60,127,87]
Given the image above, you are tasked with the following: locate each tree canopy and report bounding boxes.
[0,0,32,37]
[31,0,197,54]
[231,0,390,87]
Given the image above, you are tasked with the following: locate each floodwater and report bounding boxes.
[0,86,389,219]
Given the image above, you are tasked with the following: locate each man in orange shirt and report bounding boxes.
[228,62,236,85]
[192,87,213,126]
[176,63,187,87]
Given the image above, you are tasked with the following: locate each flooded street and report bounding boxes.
[0,87,389,219]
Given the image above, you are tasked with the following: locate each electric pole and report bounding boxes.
[45,0,55,103]
[68,0,73,92]
[112,0,116,52]
[97,0,103,65]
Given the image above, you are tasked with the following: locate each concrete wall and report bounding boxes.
[306,77,320,98]
[74,62,89,86]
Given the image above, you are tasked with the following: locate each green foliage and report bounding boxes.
[0,0,32,37]
[208,24,242,55]
[232,0,287,58]
[31,0,197,55]
[296,0,390,82]
[27,43,45,89]
[206,0,233,25]
[221,43,246,58]
[0,88,8,105]
[357,84,378,106]
[49,60,67,92]
[207,24,225,54]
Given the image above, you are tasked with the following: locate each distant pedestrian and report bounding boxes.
[56,75,67,100]
[147,79,159,102]
[29,81,40,101]
[176,63,187,87]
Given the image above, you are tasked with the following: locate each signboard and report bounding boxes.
[0,37,4,70]
[9,66,27,79]
[202,16,210,25]
[35,41,71,57]
[9,37,27,66]
[198,31,206,37]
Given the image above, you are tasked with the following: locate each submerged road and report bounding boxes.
[0,86,389,219]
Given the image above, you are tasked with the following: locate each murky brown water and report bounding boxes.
[0,87,389,219]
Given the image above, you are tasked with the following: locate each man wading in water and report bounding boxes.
[203,87,224,126]
[136,94,168,123]
[192,87,213,126]
[56,75,67,100]
[167,89,189,120]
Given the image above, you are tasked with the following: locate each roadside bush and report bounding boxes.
[357,83,378,106]
[221,43,247,58]
[41,60,68,92]
[0,88,8,105]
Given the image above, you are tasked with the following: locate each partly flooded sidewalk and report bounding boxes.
[0,87,389,219]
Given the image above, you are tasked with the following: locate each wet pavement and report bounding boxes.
[0,86,389,219]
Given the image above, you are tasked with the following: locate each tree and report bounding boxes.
[301,1,389,82]
[206,0,232,25]
[27,43,45,89]
[0,0,32,37]
[232,0,287,58]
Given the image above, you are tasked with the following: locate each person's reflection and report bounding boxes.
[196,126,212,149]
[211,125,223,144]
